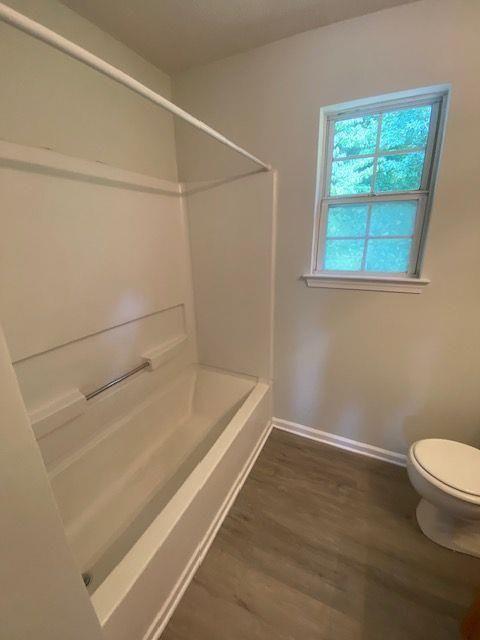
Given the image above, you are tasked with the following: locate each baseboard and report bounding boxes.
[273,418,406,467]
[145,419,274,640]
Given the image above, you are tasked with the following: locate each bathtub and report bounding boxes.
[48,364,271,640]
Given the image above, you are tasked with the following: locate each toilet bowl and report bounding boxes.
[407,439,480,558]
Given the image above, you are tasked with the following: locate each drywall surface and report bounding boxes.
[184,171,274,380]
[0,0,177,180]
[174,0,480,453]
[0,325,104,640]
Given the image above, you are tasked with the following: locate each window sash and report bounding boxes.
[313,93,446,277]
[332,93,443,120]
[323,101,440,198]
[315,194,428,276]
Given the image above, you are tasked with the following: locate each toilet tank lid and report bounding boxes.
[412,439,480,497]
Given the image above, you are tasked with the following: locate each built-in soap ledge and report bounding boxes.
[28,334,188,438]
[29,389,87,440]
[142,334,188,370]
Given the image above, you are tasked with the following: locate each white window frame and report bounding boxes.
[305,86,450,293]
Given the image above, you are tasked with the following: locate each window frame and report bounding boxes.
[311,89,449,282]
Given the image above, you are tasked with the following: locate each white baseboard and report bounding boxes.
[273,418,406,467]
[146,419,274,640]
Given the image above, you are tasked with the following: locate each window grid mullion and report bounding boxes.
[332,147,426,163]
[360,204,373,270]
[370,113,383,195]
[323,190,428,204]
[329,234,414,241]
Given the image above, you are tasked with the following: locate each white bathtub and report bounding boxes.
[48,364,271,640]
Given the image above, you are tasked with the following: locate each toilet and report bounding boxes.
[407,439,480,558]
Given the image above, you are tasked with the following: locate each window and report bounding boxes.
[308,89,448,291]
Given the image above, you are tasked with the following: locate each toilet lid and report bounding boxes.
[413,439,480,496]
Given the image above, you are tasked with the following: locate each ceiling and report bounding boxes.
[61,0,418,75]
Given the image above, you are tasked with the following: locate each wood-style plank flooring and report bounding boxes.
[162,428,480,639]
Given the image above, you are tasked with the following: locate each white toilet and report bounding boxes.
[407,438,480,558]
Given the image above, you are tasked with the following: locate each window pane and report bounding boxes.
[333,115,379,158]
[375,152,425,192]
[324,239,364,271]
[365,238,412,272]
[326,204,369,237]
[330,158,374,195]
[369,201,417,237]
[380,106,432,151]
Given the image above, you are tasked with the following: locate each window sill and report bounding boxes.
[302,273,430,294]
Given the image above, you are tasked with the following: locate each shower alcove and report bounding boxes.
[0,5,275,639]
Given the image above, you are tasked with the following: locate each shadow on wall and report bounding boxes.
[181,168,267,196]
[276,257,480,454]
[281,289,427,453]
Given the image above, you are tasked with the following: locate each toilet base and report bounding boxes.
[416,499,480,558]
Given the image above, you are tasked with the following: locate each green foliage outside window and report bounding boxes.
[322,103,435,273]
[330,105,432,196]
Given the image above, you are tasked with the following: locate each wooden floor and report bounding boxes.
[162,428,480,640]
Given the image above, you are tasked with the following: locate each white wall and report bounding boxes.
[174,0,480,454]
[0,0,178,180]
[184,171,275,380]
[173,62,276,383]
